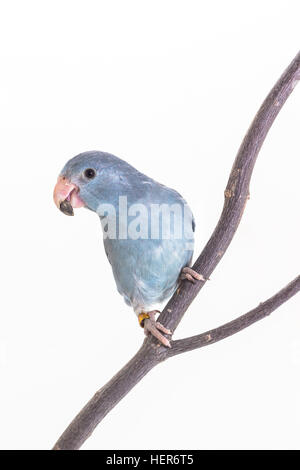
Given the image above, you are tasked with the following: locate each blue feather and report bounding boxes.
[60,151,195,314]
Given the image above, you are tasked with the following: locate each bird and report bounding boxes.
[53,151,203,347]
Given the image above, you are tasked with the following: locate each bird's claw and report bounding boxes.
[140,311,172,348]
[180,267,207,283]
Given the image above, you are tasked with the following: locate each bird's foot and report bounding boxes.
[138,310,172,348]
[180,266,207,283]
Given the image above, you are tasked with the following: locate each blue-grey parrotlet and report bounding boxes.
[53,151,203,346]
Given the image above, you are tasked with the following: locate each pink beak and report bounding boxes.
[53,176,85,216]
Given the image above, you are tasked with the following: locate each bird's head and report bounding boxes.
[53,151,128,215]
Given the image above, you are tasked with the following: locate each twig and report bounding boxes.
[169,276,300,357]
[53,51,300,450]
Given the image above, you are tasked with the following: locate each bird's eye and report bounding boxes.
[84,168,96,179]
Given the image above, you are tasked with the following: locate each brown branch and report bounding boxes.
[53,276,300,450]
[168,275,300,357]
[53,51,300,450]
[158,50,300,333]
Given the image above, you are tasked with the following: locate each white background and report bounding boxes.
[0,0,299,450]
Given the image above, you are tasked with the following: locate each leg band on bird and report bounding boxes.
[138,312,150,327]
